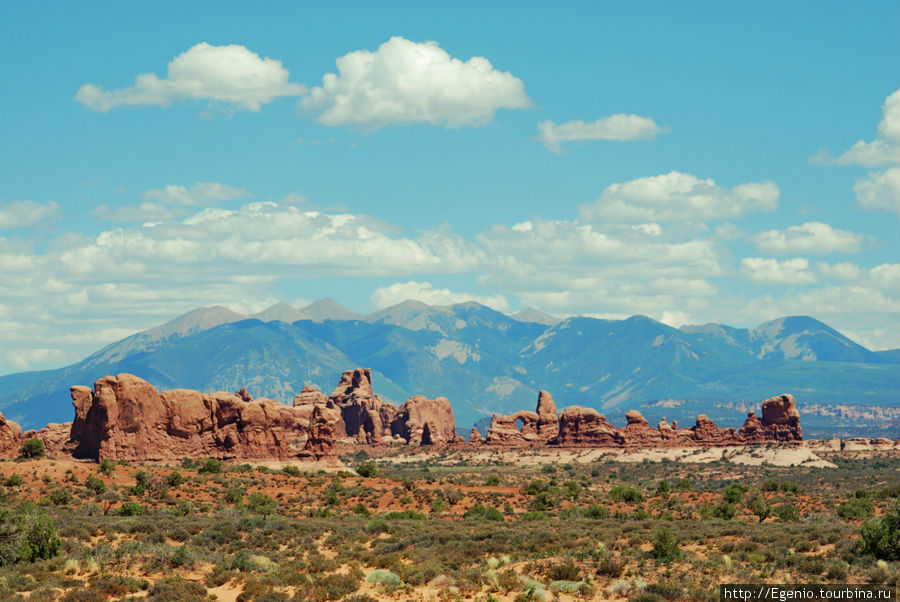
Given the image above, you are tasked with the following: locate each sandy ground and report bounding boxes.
[373,441,859,469]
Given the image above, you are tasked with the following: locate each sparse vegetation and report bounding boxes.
[0,446,894,599]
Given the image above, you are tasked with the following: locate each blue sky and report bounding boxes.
[1,1,899,374]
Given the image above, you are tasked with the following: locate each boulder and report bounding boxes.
[390,395,460,445]
[556,407,620,446]
[760,394,802,441]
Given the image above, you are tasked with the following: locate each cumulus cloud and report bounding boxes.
[0,200,60,229]
[740,257,817,285]
[370,281,509,311]
[536,114,668,153]
[142,182,250,206]
[475,216,726,324]
[817,261,863,281]
[75,42,306,112]
[751,221,865,255]
[853,166,900,215]
[300,36,530,129]
[578,171,779,223]
[812,88,900,167]
[0,200,486,374]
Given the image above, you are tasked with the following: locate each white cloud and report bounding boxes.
[92,202,178,222]
[632,222,662,236]
[870,263,900,292]
[659,310,692,328]
[740,257,817,285]
[370,281,509,311]
[536,114,668,153]
[0,200,60,229]
[751,221,865,255]
[578,171,779,223]
[817,261,863,281]
[813,89,900,167]
[300,36,530,129]
[142,182,250,206]
[75,42,306,112]
[853,166,900,215]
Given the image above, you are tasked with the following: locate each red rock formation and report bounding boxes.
[390,395,461,445]
[301,404,342,460]
[328,369,459,446]
[0,411,22,456]
[510,391,803,448]
[328,368,399,443]
[536,390,559,440]
[760,393,802,441]
[68,373,318,462]
[235,387,253,402]
[486,391,563,445]
[469,426,485,443]
[485,410,541,445]
[556,407,621,446]
[293,385,328,407]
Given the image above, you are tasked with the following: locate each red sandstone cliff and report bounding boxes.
[490,391,803,447]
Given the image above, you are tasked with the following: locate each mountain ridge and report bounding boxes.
[1,300,897,431]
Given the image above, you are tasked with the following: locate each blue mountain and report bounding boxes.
[0,301,896,432]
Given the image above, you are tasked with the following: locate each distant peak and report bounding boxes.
[251,302,305,323]
[510,307,560,326]
[298,298,360,322]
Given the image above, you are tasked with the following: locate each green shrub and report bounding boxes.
[486,474,501,486]
[774,504,800,522]
[522,511,550,521]
[224,487,243,505]
[366,568,401,588]
[281,465,302,477]
[147,576,207,601]
[0,505,61,566]
[656,480,671,494]
[135,470,151,488]
[674,478,691,491]
[859,503,900,560]
[722,484,746,504]
[463,503,504,521]
[837,496,874,520]
[652,526,681,562]
[609,485,643,503]
[166,471,184,487]
[3,474,24,487]
[50,488,73,506]
[18,438,45,459]
[356,461,377,478]
[584,504,610,519]
[247,492,276,516]
[713,502,736,520]
[99,459,115,475]
[117,502,146,516]
[198,458,223,474]
[84,475,106,494]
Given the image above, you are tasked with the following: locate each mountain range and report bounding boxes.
[1,299,897,436]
